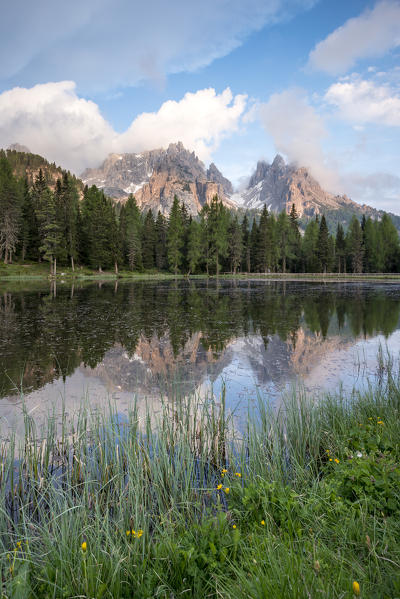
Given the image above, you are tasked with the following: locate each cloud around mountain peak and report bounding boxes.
[0,82,247,173]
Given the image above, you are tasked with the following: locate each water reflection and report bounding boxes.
[0,280,400,417]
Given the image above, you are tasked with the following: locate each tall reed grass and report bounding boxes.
[1,359,399,598]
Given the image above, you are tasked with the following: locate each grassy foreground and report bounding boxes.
[1,373,400,598]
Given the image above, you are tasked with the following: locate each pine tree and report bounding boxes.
[380,213,400,272]
[120,195,142,271]
[187,219,202,274]
[257,205,269,272]
[57,172,79,270]
[229,216,243,274]
[288,204,301,272]
[0,156,21,263]
[249,219,259,272]
[36,187,61,274]
[20,178,39,261]
[277,211,289,273]
[207,196,229,276]
[167,195,184,275]
[241,215,251,272]
[302,220,319,272]
[81,187,113,272]
[155,211,167,271]
[142,210,156,269]
[317,215,330,273]
[335,223,346,273]
[347,216,364,273]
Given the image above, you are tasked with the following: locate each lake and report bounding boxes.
[1,278,400,435]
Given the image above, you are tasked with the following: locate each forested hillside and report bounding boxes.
[0,151,399,274]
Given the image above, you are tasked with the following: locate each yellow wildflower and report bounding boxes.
[81,541,87,552]
[334,458,340,464]
[131,530,136,537]
[377,420,384,425]
[232,524,237,529]
[352,580,360,596]
[368,417,372,421]
[16,541,22,549]
[224,487,230,494]
[235,472,242,477]
[261,520,265,526]
[217,483,223,490]
[221,469,227,474]
[329,458,333,462]
[126,530,131,537]
[136,529,144,538]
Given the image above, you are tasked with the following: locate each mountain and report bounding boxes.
[81,142,235,215]
[2,147,83,192]
[231,155,400,232]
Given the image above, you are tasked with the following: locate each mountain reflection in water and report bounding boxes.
[1,279,400,430]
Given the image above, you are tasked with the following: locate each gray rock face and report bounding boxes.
[80,142,234,214]
[207,163,233,195]
[231,155,297,212]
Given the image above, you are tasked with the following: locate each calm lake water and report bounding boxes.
[1,279,400,434]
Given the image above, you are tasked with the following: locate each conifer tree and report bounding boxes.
[0,156,21,263]
[120,195,142,271]
[288,204,301,272]
[155,211,167,270]
[277,211,290,273]
[187,218,202,274]
[317,215,330,273]
[57,172,79,270]
[229,216,243,274]
[241,215,251,272]
[347,216,364,273]
[257,205,269,272]
[302,220,319,272]
[207,196,229,276]
[167,195,184,275]
[249,219,259,272]
[335,223,346,273]
[380,213,400,272]
[142,210,156,269]
[36,187,61,274]
[20,179,39,261]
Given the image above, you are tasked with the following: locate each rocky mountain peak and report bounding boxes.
[207,163,233,195]
[271,154,285,170]
[248,160,270,188]
[80,142,235,215]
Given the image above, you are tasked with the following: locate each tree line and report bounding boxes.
[1,152,399,274]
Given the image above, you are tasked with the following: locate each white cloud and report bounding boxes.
[308,1,400,75]
[119,88,247,161]
[0,82,115,172]
[342,171,400,213]
[325,78,400,126]
[0,82,246,172]
[0,0,317,92]
[259,88,340,191]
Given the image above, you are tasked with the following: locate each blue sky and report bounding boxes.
[0,0,399,211]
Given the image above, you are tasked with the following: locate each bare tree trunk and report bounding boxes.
[54,256,57,277]
[71,255,75,272]
[114,261,118,275]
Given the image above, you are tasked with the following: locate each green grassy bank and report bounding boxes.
[2,260,400,282]
[1,372,400,598]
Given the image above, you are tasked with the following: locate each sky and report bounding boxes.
[0,0,399,212]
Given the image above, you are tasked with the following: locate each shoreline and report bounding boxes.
[2,263,400,283]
